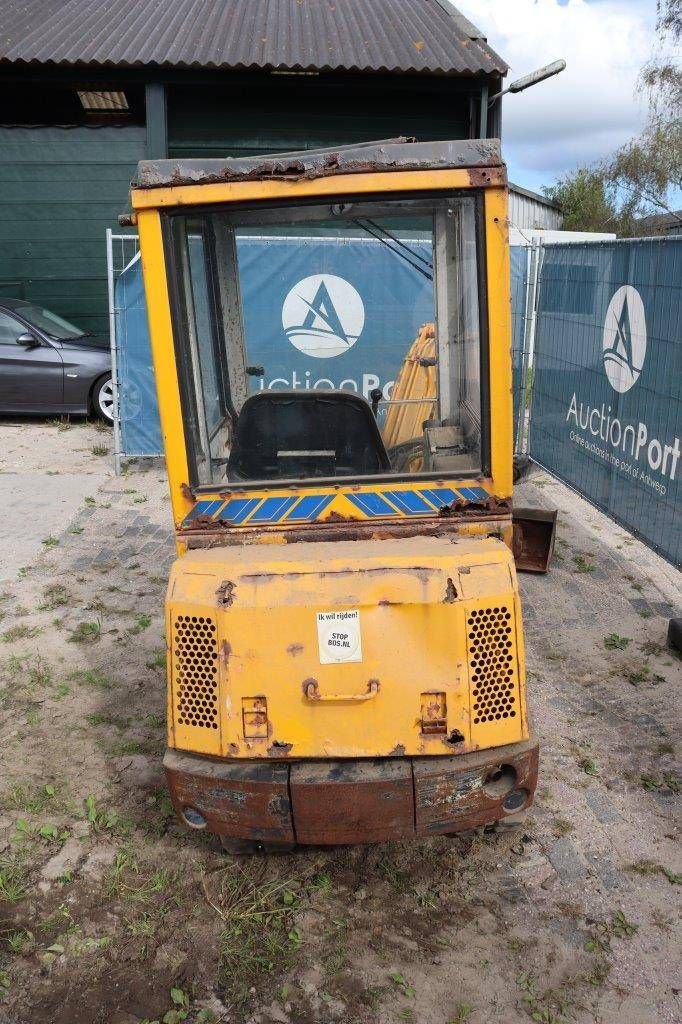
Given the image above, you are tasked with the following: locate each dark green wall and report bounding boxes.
[0,73,481,337]
[167,75,473,157]
[0,125,145,335]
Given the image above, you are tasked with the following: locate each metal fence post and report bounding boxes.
[106,228,122,476]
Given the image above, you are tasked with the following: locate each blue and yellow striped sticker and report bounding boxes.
[180,484,492,529]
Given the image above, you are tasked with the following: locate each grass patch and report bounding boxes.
[640,772,680,794]
[38,584,70,611]
[68,620,102,644]
[2,625,41,644]
[573,554,595,574]
[70,667,113,690]
[41,536,59,548]
[0,854,27,903]
[127,613,152,636]
[6,782,58,814]
[208,863,305,1010]
[105,848,169,903]
[91,445,108,457]
[603,633,630,650]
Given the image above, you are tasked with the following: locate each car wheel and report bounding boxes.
[93,375,114,423]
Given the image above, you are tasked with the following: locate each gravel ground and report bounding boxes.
[0,418,679,1024]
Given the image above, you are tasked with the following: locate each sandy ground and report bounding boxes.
[0,419,679,1024]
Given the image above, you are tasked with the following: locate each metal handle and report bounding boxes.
[304,678,380,703]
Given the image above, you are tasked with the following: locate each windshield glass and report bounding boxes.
[170,194,485,487]
[20,304,86,340]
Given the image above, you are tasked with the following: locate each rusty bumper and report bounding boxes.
[164,739,539,846]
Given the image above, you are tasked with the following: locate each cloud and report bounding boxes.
[455,0,655,188]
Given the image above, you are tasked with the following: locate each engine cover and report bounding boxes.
[165,535,528,760]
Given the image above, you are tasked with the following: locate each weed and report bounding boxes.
[87,712,118,727]
[449,1006,475,1024]
[84,795,118,832]
[627,859,660,875]
[7,783,56,814]
[552,817,574,836]
[603,633,630,650]
[38,584,70,611]
[146,650,166,671]
[133,496,148,504]
[662,867,681,885]
[69,525,84,535]
[4,929,32,954]
[611,910,638,938]
[68,620,102,644]
[106,848,169,903]
[2,625,41,643]
[127,912,156,939]
[640,640,663,657]
[215,865,303,1009]
[641,772,680,794]
[390,973,416,998]
[638,608,653,619]
[414,885,439,909]
[517,972,564,1024]
[578,757,598,776]
[573,555,595,573]
[41,536,59,548]
[144,713,165,729]
[109,738,146,756]
[627,666,650,686]
[70,667,113,690]
[91,445,108,457]
[0,855,27,903]
[127,613,152,635]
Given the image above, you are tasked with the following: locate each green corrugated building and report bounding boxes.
[0,0,506,334]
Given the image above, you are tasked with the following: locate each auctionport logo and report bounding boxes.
[566,284,679,494]
[602,285,647,393]
[282,274,365,359]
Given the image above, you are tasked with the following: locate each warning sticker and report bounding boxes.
[316,609,362,664]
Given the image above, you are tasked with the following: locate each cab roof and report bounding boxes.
[133,137,504,191]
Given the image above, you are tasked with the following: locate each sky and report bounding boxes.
[455,0,658,195]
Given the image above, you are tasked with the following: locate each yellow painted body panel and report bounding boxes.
[131,167,493,211]
[166,536,528,760]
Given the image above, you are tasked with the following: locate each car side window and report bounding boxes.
[0,311,28,344]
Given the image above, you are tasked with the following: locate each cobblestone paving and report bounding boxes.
[0,438,679,1024]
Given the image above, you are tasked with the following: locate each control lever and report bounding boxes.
[369,387,383,419]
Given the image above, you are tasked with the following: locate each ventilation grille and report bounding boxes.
[467,605,517,725]
[172,614,219,730]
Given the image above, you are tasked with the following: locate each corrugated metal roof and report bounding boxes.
[0,0,507,76]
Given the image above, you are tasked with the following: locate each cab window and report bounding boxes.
[167,194,486,487]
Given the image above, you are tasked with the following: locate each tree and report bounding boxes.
[543,169,628,234]
[546,1,681,234]
[639,0,681,122]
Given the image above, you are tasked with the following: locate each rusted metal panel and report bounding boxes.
[413,739,538,835]
[182,515,512,548]
[165,740,539,844]
[289,760,414,845]
[512,507,557,573]
[135,139,505,190]
[164,749,294,843]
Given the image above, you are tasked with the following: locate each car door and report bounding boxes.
[0,310,64,411]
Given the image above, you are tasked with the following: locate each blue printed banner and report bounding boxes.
[529,238,681,567]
